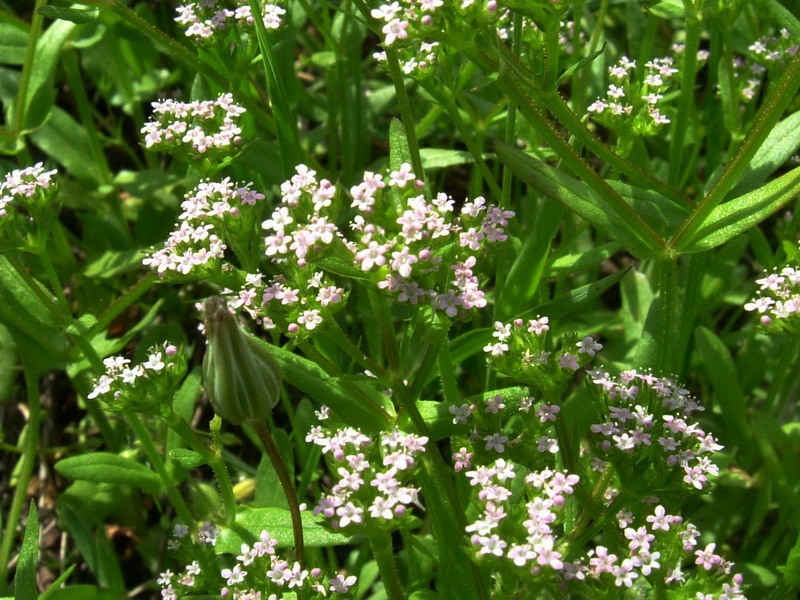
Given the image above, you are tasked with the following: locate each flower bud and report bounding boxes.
[202,297,282,425]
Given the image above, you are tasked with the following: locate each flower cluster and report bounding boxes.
[143,178,264,278]
[464,459,581,576]
[87,342,186,414]
[483,316,600,391]
[175,0,285,42]
[141,93,246,159]
[581,501,747,597]
[160,525,357,599]
[219,270,346,336]
[587,55,684,138]
[730,28,799,103]
[0,162,58,217]
[368,1,505,76]
[308,412,427,532]
[448,388,563,474]
[744,265,800,333]
[347,163,513,318]
[586,368,723,491]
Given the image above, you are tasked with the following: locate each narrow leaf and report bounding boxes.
[682,166,800,252]
[495,142,659,258]
[14,502,39,600]
[54,453,163,494]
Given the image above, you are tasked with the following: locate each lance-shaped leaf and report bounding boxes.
[681,166,800,253]
[495,142,661,259]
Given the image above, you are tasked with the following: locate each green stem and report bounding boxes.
[384,48,424,177]
[4,254,63,324]
[655,258,678,375]
[92,274,156,336]
[249,419,305,565]
[667,13,700,187]
[422,82,502,200]
[501,13,523,209]
[13,0,46,137]
[165,411,238,526]
[367,526,405,600]
[0,361,40,592]
[126,412,194,527]
[543,23,560,91]
[671,51,800,250]
[38,252,71,318]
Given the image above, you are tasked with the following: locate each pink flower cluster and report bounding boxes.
[218,270,345,335]
[0,162,57,217]
[744,266,800,330]
[369,1,503,75]
[141,93,245,157]
[463,458,580,574]
[159,526,357,599]
[175,0,285,41]
[307,412,427,531]
[348,164,513,317]
[143,178,264,277]
[587,368,723,491]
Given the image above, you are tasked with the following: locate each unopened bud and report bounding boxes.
[202,298,282,425]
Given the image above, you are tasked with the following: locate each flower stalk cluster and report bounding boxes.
[175,0,285,42]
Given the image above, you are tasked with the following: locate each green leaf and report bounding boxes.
[83,249,145,278]
[39,586,119,600]
[766,0,800,37]
[533,270,630,319]
[556,44,605,85]
[14,502,39,600]
[694,327,751,445]
[495,141,661,259]
[779,535,800,588]
[38,6,99,24]
[496,198,564,321]
[38,565,77,600]
[0,23,28,65]
[54,453,163,494]
[729,110,800,197]
[29,106,105,186]
[267,341,393,433]
[389,117,412,172]
[168,448,206,469]
[647,0,686,19]
[22,20,75,132]
[682,166,800,252]
[0,323,17,403]
[215,507,352,553]
[550,242,621,276]
[419,148,476,170]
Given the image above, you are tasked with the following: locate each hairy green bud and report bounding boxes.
[202,297,282,425]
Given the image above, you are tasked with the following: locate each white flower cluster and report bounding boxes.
[87,342,183,413]
[745,266,800,328]
[143,178,263,276]
[0,163,57,217]
[175,0,285,41]
[587,55,679,133]
[307,417,428,531]
[141,93,245,157]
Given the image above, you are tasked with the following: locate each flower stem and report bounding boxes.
[384,48,424,177]
[249,419,305,566]
[165,411,238,526]
[0,361,40,592]
[366,526,405,600]
[127,412,194,528]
